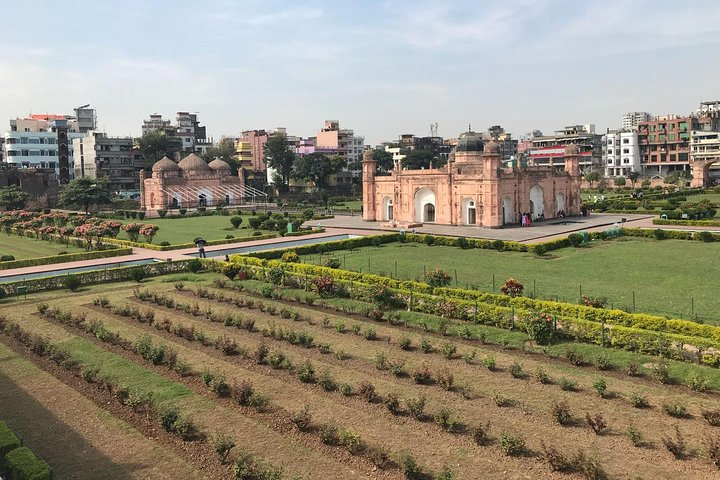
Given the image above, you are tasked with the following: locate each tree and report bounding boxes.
[585,171,602,188]
[137,130,182,163]
[263,134,295,192]
[0,185,30,210]
[614,176,626,187]
[292,153,346,191]
[628,171,640,188]
[201,138,240,174]
[403,149,441,170]
[372,149,394,174]
[58,178,113,213]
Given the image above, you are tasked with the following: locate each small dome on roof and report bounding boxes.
[208,158,231,171]
[565,144,581,155]
[456,131,484,153]
[484,140,500,154]
[152,156,180,172]
[178,153,211,172]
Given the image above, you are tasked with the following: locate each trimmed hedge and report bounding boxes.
[5,447,52,480]
[249,233,401,259]
[653,218,720,227]
[0,259,201,296]
[0,421,21,472]
[621,227,720,241]
[228,257,720,366]
[0,248,132,271]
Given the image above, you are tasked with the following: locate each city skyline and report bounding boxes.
[2,0,720,144]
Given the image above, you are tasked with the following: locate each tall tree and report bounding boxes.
[137,130,182,163]
[584,171,602,188]
[628,171,640,188]
[0,185,30,210]
[292,153,346,191]
[372,149,394,174]
[201,138,240,174]
[403,149,444,170]
[263,134,295,192]
[58,178,113,213]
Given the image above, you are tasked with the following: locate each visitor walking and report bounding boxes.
[196,238,206,258]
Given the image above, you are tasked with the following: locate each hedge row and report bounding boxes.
[0,421,51,480]
[652,218,720,227]
[0,247,132,271]
[226,260,720,366]
[622,227,720,241]
[0,259,198,296]
[249,233,401,259]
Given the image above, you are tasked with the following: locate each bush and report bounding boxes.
[568,233,584,247]
[627,426,644,447]
[703,408,720,427]
[586,413,607,435]
[281,251,299,263]
[482,355,496,370]
[291,405,314,432]
[419,338,433,353]
[687,374,708,392]
[551,400,574,426]
[0,255,16,262]
[558,377,578,392]
[187,258,203,273]
[317,371,337,392]
[357,381,378,403]
[65,274,82,291]
[440,341,457,359]
[435,367,454,391]
[592,377,607,397]
[423,268,452,287]
[213,432,236,464]
[499,433,525,456]
[296,361,316,383]
[434,407,460,432]
[248,392,270,412]
[230,216,243,229]
[471,421,491,445]
[405,395,426,420]
[534,366,550,384]
[398,335,412,350]
[320,423,340,446]
[629,392,650,408]
[650,362,669,384]
[397,450,423,480]
[0,421,21,470]
[231,381,254,406]
[412,363,433,385]
[661,425,686,459]
[157,209,168,218]
[500,278,524,296]
[4,447,52,480]
[130,268,146,283]
[662,402,688,419]
[509,362,524,379]
[705,432,720,469]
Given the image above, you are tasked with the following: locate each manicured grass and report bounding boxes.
[299,237,720,323]
[57,336,196,406]
[0,234,85,260]
[116,215,273,244]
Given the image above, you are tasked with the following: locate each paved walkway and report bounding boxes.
[0,228,369,281]
[306,214,654,242]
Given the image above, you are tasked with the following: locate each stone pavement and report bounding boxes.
[306,214,654,242]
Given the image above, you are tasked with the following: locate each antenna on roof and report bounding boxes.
[468,123,472,132]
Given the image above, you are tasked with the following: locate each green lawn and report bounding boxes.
[117,215,273,245]
[0,234,85,260]
[299,237,720,323]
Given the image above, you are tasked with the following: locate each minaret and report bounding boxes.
[362,149,377,221]
[563,144,582,215]
[139,169,146,210]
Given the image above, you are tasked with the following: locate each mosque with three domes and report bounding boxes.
[140,153,250,214]
[362,131,582,228]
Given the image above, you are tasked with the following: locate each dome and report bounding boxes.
[484,140,500,154]
[152,156,180,173]
[208,158,231,171]
[565,144,581,156]
[455,131,484,153]
[178,153,211,172]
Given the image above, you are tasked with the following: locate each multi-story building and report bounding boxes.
[481,126,518,161]
[142,112,208,154]
[691,130,720,178]
[698,101,720,116]
[315,120,364,184]
[142,114,174,136]
[2,113,91,181]
[73,133,148,192]
[397,133,453,163]
[637,115,695,176]
[603,130,640,177]
[622,112,652,130]
[528,125,602,172]
[238,129,269,172]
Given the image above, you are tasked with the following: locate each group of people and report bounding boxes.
[557,210,567,218]
[520,212,539,227]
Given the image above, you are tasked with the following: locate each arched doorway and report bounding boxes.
[414,187,436,223]
[424,203,436,223]
[461,197,476,225]
[529,185,544,218]
[382,196,393,221]
[502,197,513,225]
[555,192,565,214]
[171,197,179,209]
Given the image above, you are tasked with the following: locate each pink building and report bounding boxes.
[363,131,582,228]
[240,130,269,171]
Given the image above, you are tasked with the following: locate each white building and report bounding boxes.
[603,129,640,177]
[691,130,720,176]
[622,112,652,130]
[698,101,720,115]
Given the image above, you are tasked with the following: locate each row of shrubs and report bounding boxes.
[0,421,52,480]
[653,218,720,228]
[225,259,720,367]
[0,247,132,271]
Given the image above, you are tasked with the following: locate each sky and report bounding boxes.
[2,0,720,145]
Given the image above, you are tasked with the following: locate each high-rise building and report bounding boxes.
[141,112,208,154]
[622,112,652,130]
[603,130,640,177]
[142,114,174,136]
[238,129,269,172]
[73,133,148,192]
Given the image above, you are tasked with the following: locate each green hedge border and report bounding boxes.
[652,218,720,227]
[5,446,52,480]
[0,248,132,271]
[0,421,21,472]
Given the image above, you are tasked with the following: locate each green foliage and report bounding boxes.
[292,152,346,190]
[65,274,82,292]
[499,433,526,456]
[592,377,607,397]
[4,447,52,480]
[230,216,243,229]
[0,185,30,210]
[627,426,644,447]
[263,133,296,191]
[137,130,181,163]
[213,432,236,464]
[58,177,113,212]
